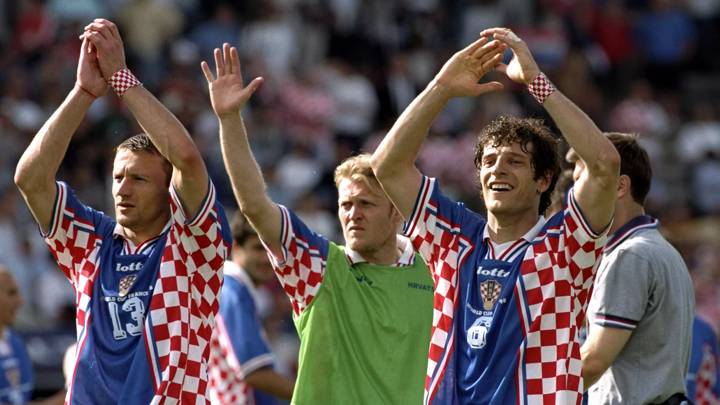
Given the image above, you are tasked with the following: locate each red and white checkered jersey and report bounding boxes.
[44,181,230,404]
[404,177,608,405]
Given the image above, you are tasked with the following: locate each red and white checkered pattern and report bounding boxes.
[527,72,556,105]
[108,68,142,98]
[696,344,720,405]
[406,177,606,405]
[45,181,229,404]
[208,316,253,405]
[265,205,326,317]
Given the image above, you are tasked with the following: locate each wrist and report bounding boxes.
[527,72,556,104]
[425,79,454,102]
[74,83,100,100]
[107,68,142,98]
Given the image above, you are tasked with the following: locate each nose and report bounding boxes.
[116,177,132,197]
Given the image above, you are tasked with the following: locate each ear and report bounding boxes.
[536,172,552,194]
[617,174,631,199]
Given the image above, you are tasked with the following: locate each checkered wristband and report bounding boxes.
[108,68,142,98]
[527,72,555,104]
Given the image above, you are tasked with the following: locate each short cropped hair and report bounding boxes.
[230,211,259,246]
[474,115,561,215]
[605,132,652,205]
[333,153,381,191]
[116,134,172,184]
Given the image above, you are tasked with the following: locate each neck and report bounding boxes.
[121,218,168,245]
[356,236,401,266]
[609,200,645,235]
[486,210,539,243]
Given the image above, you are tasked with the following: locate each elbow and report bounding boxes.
[14,163,36,193]
[582,354,610,387]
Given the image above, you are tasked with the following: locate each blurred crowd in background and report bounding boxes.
[1,0,719,394]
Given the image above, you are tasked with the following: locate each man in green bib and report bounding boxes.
[202,44,434,404]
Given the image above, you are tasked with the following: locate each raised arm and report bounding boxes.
[370,37,505,218]
[483,27,620,232]
[201,44,281,251]
[84,18,209,218]
[14,38,107,232]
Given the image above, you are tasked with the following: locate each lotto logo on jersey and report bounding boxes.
[116,262,143,272]
[476,266,510,278]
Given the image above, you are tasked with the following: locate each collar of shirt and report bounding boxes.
[482,216,546,261]
[112,220,172,253]
[344,235,416,267]
[604,214,659,253]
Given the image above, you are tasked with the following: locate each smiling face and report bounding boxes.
[112,149,171,237]
[337,178,401,258]
[479,142,550,220]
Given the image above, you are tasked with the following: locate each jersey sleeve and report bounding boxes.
[562,188,610,294]
[43,181,112,287]
[216,281,274,377]
[402,176,484,277]
[169,180,232,277]
[264,205,329,317]
[589,249,650,330]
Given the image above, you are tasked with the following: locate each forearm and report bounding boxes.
[543,90,619,180]
[371,81,451,216]
[15,86,92,190]
[218,114,280,243]
[121,85,204,172]
[245,367,295,400]
[373,80,450,177]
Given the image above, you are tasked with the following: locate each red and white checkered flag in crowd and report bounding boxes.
[696,344,720,405]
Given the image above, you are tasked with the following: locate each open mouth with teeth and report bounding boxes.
[489,183,513,191]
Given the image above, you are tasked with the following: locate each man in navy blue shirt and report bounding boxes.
[0,265,33,405]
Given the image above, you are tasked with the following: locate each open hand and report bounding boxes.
[76,37,107,97]
[480,28,540,85]
[432,36,505,98]
[201,43,263,119]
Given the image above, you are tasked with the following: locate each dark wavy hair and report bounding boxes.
[473,115,561,215]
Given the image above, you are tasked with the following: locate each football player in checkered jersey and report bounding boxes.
[14,19,231,404]
[208,212,295,404]
[371,28,620,404]
[686,315,720,405]
[202,44,434,404]
[578,134,694,404]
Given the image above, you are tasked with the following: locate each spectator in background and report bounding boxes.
[0,265,33,405]
[579,133,695,404]
[686,315,720,404]
[208,212,295,404]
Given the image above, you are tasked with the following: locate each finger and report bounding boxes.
[80,37,89,56]
[223,43,232,74]
[200,61,214,83]
[474,81,504,96]
[481,53,504,74]
[84,24,109,41]
[479,27,511,38]
[214,48,224,77]
[104,20,120,39]
[248,77,264,94]
[470,39,501,60]
[231,47,242,77]
[460,36,489,56]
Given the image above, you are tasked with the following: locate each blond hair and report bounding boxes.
[333,153,380,191]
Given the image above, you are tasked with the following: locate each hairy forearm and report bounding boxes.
[15,86,93,190]
[218,114,280,240]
